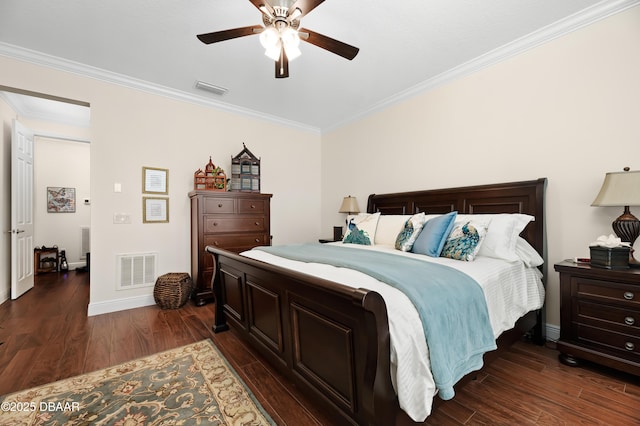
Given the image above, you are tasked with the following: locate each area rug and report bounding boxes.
[0,339,275,425]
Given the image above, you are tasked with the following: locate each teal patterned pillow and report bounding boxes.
[395,213,426,251]
[440,221,487,261]
[343,213,380,245]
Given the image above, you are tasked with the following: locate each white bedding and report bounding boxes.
[242,242,545,422]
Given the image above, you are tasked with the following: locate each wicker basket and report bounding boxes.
[154,273,193,309]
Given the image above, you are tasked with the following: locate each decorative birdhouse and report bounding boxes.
[231,143,260,192]
[194,156,227,191]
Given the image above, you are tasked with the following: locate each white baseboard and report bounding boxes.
[545,323,560,342]
[87,294,155,316]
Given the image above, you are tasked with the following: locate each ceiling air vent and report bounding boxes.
[195,80,228,96]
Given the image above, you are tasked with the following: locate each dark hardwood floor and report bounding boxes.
[1,271,639,425]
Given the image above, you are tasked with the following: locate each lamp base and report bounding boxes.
[612,206,640,268]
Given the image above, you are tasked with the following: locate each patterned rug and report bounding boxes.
[0,339,275,425]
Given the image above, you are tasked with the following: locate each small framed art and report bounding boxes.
[142,167,168,195]
[143,197,169,223]
[47,187,76,213]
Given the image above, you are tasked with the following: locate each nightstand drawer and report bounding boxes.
[574,279,640,309]
[577,323,639,358]
[577,299,640,333]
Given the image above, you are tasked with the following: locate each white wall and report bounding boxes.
[321,6,640,331]
[0,57,322,313]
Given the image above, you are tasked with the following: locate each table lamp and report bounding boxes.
[338,196,360,237]
[591,167,640,266]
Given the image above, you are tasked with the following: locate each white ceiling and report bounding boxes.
[0,0,636,131]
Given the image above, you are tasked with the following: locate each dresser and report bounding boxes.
[554,261,640,375]
[189,191,272,306]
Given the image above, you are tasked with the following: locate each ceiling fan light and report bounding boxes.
[280,27,300,47]
[264,41,282,61]
[283,43,301,61]
[259,27,279,49]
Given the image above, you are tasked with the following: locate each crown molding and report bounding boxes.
[0,42,321,135]
[324,0,640,133]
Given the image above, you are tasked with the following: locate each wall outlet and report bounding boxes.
[113,213,131,224]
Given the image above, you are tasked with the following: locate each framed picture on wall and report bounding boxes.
[47,187,76,213]
[143,166,169,195]
[143,197,169,223]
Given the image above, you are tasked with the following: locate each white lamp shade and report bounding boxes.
[592,169,640,207]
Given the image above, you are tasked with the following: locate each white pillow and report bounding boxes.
[478,214,534,261]
[515,237,544,267]
[374,215,411,245]
[343,213,381,245]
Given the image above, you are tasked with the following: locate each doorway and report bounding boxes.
[1,87,91,300]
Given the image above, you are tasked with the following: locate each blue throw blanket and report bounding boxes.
[255,243,496,400]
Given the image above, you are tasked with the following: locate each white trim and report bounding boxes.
[546,323,561,342]
[0,42,320,135]
[87,294,156,317]
[34,131,90,144]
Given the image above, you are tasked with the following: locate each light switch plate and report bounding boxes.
[113,213,131,224]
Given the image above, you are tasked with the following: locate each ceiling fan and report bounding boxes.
[197,0,359,78]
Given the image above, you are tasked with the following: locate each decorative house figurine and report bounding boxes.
[231,143,260,192]
[194,157,227,191]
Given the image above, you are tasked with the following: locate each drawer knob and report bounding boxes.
[218,203,223,208]
[624,292,635,300]
[255,222,260,226]
[255,238,260,243]
[625,316,636,326]
[213,222,218,226]
[250,204,256,209]
[625,342,635,351]
[214,241,219,246]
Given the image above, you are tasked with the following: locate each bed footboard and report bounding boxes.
[206,246,399,425]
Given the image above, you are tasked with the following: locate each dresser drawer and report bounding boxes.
[203,197,235,214]
[574,278,640,309]
[204,216,267,233]
[577,299,640,334]
[238,198,267,214]
[576,323,640,358]
[205,234,269,249]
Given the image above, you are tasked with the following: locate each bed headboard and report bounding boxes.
[367,178,547,258]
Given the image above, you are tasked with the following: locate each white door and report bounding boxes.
[11,119,35,299]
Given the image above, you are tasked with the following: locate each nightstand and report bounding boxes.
[554,261,640,375]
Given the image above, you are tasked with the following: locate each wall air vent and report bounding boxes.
[195,80,228,96]
[116,252,157,289]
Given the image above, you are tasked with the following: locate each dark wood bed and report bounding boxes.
[206,178,547,425]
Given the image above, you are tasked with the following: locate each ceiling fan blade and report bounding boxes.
[299,28,359,60]
[248,0,275,17]
[288,0,325,19]
[197,25,263,44]
[275,47,289,78]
